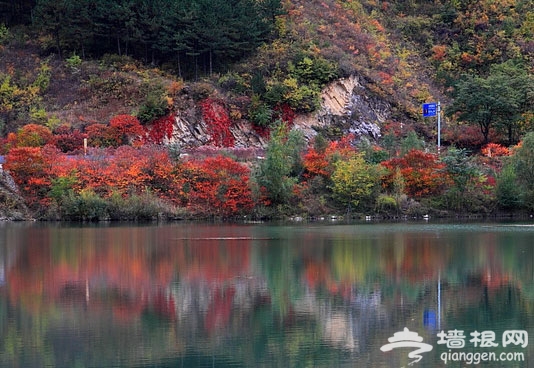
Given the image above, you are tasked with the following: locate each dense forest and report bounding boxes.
[0,0,533,220]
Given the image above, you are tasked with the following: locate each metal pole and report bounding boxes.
[438,270,441,330]
[437,101,441,154]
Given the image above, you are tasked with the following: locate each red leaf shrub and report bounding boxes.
[4,145,62,206]
[184,156,253,217]
[481,143,510,157]
[145,114,175,144]
[109,114,144,146]
[53,125,87,153]
[200,98,235,147]
[381,149,449,198]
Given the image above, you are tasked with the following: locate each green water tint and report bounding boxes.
[0,221,533,367]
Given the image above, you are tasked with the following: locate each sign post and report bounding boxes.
[422,102,441,153]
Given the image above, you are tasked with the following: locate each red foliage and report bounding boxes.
[0,136,12,154]
[109,114,144,146]
[303,135,357,179]
[273,104,296,126]
[303,148,330,178]
[378,71,394,86]
[84,116,144,148]
[53,125,87,153]
[200,98,235,147]
[4,145,62,206]
[145,114,175,144]
[185,155,254,217]
[442,124,486,149]
[481,143,510,157]
[382,120,404,138]
[252,124,270,139]
[381,149,449,198]
[66,146,167,196]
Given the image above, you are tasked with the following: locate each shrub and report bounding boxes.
[60,190,109,221]
[107,191,173,220]
[66,53,82,72]
[16,124,54,147]
[376,194,398,214]
[137,81,168,124]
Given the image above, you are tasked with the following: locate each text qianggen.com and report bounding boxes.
[440,350,525,365]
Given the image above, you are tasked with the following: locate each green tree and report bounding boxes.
[33,0,68,57]
[255,123,305,205]
[496,163,521,210]
[510,132,534,210]
[440,147,482,211]
[400,130,425,155]
[448,61,533,144]
[330,153,383,211]
[491,61,534,144]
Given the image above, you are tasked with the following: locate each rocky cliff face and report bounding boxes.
[167,75,391,148]
[0,169,32,220]
[294,75,387,142]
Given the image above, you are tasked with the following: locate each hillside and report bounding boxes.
[1,0,532,144]
[0,0,533,220]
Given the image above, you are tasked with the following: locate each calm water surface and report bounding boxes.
[1,221,534,367]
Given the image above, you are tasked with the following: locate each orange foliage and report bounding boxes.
[431,45,447,61]
[16,123,54,147]
[481,143,510,157]
[4,145,61,206]
[64,146,171,197]
[108,114,144,146]
[381,149,449,198]
[302,135,357,178]
[303,148,330,177]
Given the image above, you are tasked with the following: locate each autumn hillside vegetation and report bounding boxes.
[0,0,533,220]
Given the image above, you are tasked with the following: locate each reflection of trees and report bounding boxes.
[2,224,534,367]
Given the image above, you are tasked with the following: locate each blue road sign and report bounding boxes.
[422,102,437,117]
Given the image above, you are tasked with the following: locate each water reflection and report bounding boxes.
[0,222,533,367]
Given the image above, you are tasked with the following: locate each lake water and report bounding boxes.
[1,221,534,367]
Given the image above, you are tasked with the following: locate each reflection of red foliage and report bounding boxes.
[153,290,176,320]
[6,227,254,328]
[184,241,250,283]
[205,287,235,333]
[304,262,330,288]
